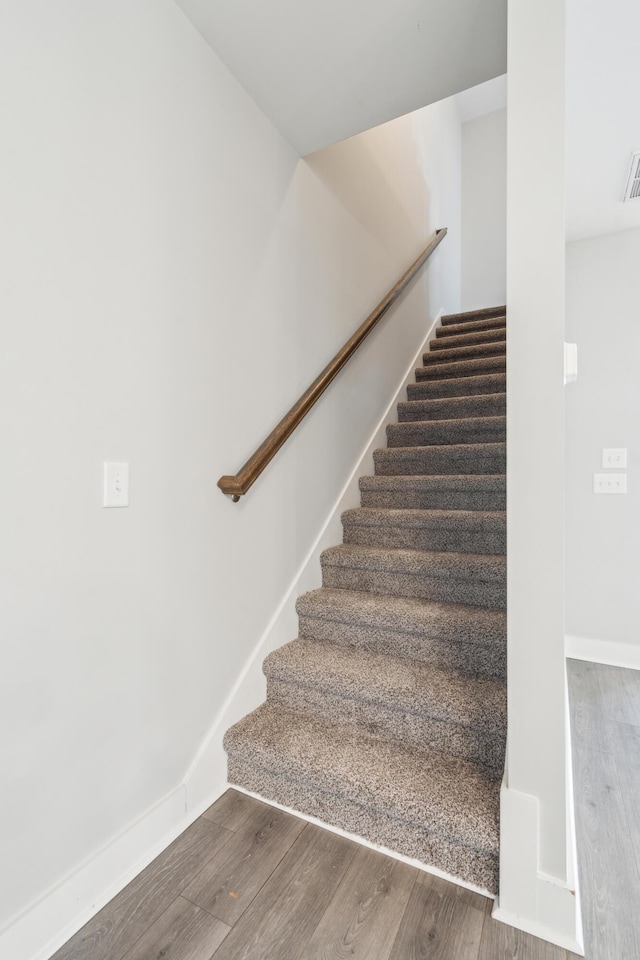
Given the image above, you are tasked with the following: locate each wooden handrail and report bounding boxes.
[218,227,448,500]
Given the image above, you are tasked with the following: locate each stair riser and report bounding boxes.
[407,373,506,400]
[441,306,506,325]
[226,758,499,893]
[374,446,506,476]
[342,522,505,556]
[360,489,506,510]
[416,357,506,381]
[321,563,506,609]
[267,678,505,770]
[387,420,506,447]
[297,614,506,679]
[431,329,506,349]
[398,394,506,422]
[423,342,506,363]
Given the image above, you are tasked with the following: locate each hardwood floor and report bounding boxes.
[50,658,640,960]
[51,793,570,960]
[567,658,640,960]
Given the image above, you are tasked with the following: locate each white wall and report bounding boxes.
[0,0,461,947]
[497,0,582,952]
[461,109,507,310]
[565,227,640,656]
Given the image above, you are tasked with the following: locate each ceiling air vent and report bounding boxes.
[623,151,640,202]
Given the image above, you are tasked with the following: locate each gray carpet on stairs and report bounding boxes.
[407,371,506,400]
[422,340,507,362]
[431,327,506,349]
[415,354,506,381]
[358,474,506,511]
[436,316,506,338]
[398,392,506,421]
[224,308,507,894]
[441,305,506,324]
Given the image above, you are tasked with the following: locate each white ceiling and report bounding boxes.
[174,0,507,156]
[566,0,640,241]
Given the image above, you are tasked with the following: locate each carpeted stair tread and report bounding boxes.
[265,638,506,732]
[342,507,505,555]
[415,355,506,381]
[322,543,505,582]
[398,393,506,422]
[264,639,506,767]
[441,305,506,325]
[321,544,506,609]
[359,474,506,511]
[224,702,501,856]
[296,588,506,650]
[408,372,506,400]
[296,588,506,679]
[431,328,506,350]
[374,442,506,476]
[436,316,506,339]
[422,341,506,364]
[387,416,506,447]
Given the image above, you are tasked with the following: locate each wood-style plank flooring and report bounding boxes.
[49,804,570,960]
[49,659,640,960]
[567,658,640,960]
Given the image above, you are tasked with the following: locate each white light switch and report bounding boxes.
[602,448,627,469]
[593,473,627,494]
[103,462,129,507]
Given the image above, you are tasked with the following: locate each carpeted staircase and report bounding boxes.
[224,305,507,893]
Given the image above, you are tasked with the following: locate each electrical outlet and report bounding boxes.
[593,473,627,494]
[602,448,627,469]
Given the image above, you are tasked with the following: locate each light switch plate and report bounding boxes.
[103,462,129,507]
[602,448,627,469]
[593,473,627,494]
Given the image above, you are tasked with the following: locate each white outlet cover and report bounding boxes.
[103,462,129,507]
[602,448,627,469]
[593,473,627,494]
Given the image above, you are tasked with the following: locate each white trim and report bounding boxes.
[564,662,583,950]
[495,777,584,955]
[491,905,584,955]
[183,310,445,812]
[565,634,640,671]
[0,782,229,960]
[231,783,494,899]
[1,786,176,960]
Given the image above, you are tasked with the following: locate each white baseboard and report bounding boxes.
[491,904,584,955]
[183,310,445,813]
[0,781,229,960]
[0,787,183,960]
[566,634,640,671]
[563,664,584,952]
[496,777,584,955]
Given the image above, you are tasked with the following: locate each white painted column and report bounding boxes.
[494,0,583,953]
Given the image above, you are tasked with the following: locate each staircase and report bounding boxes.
[224,305,507,894]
